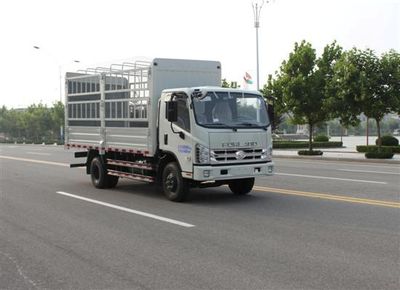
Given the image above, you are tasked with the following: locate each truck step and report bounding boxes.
[107,159,155,171]
[70,162,87,168]
[107,169,155,183]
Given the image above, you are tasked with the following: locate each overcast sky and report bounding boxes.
[0,0,398,108]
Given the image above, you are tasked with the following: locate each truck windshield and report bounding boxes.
[192,91,270,129]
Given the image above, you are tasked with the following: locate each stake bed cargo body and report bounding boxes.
[66,58,274,201]
[66,59,220,155]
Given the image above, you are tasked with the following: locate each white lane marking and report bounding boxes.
[0,250,39,289]
[27,152,51,156]
[56,191,195,228]
[338,169,400,175]
[275,172,387,185]
[0,155,68,167]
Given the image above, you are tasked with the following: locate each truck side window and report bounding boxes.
[172,93,190,133]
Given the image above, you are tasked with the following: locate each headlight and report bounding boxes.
[195,144,210,164]
[261,147,272,160]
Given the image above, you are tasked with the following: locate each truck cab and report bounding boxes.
[158,87,274,200]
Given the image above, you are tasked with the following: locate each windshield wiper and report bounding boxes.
[236,122,258,127]
[236,122,269,130]
[205,123,238,131]
[207,122,229,126]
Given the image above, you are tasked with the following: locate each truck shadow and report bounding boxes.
[188,187,264,205]
[114,180,268,205]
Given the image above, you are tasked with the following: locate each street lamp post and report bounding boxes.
[33,46,80,102]
[33,46,80,143]
[252,0,264,91]
[252,0,274,91]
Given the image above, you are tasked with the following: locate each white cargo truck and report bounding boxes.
[65,58,274,201]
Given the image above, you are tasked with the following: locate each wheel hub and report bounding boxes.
[165,172,177,192]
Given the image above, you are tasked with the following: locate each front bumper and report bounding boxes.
[193,161,274,181]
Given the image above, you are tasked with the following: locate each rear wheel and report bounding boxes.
[162,162,188,202]
[228,178,254,195]
[106,175,119,188]
[90,157,118,188]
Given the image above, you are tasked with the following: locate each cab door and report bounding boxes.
[159,92,193,175]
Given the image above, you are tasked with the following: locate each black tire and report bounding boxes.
[228,178,254,195]
[90,157,107,188]
[106,175,119,188]
[162,162,188,202]
[90,157,119,189]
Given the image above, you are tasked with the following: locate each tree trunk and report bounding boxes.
[376,119,381,150]
[309,123,313,151]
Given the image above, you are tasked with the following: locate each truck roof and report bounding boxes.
[162,86,263,96]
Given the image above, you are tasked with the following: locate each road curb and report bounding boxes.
[273,154,400,164]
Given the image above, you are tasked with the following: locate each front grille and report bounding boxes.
[211,148,263,163]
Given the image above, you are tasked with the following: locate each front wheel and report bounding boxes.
[228,178,254,195]
[162,162,188,202]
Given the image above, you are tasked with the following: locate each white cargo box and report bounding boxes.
[65,58,221,156]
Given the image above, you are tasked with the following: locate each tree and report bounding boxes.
[0,102,64,143]
[329,48,364,129]
[279,40,342,151]
[261,73,286,131]
[51,101,65,140]
[0,106,10,135]
[369,49,400,146]
[26,104,53,142]
[333,48,400,148]
[381,50,400,115]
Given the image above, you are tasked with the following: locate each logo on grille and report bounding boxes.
[236,150,246,160]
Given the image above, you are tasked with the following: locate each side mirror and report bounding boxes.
[166,101,178,122]
[267,104,275,130]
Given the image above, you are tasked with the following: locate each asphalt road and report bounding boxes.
[1,144,399,289]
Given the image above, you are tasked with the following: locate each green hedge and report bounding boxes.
[365,152,394,159]
[298,150,323,156]
[375,135,399,146]
[273,141,343,149]
[356,145,400,154]
[313,135,330,142]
